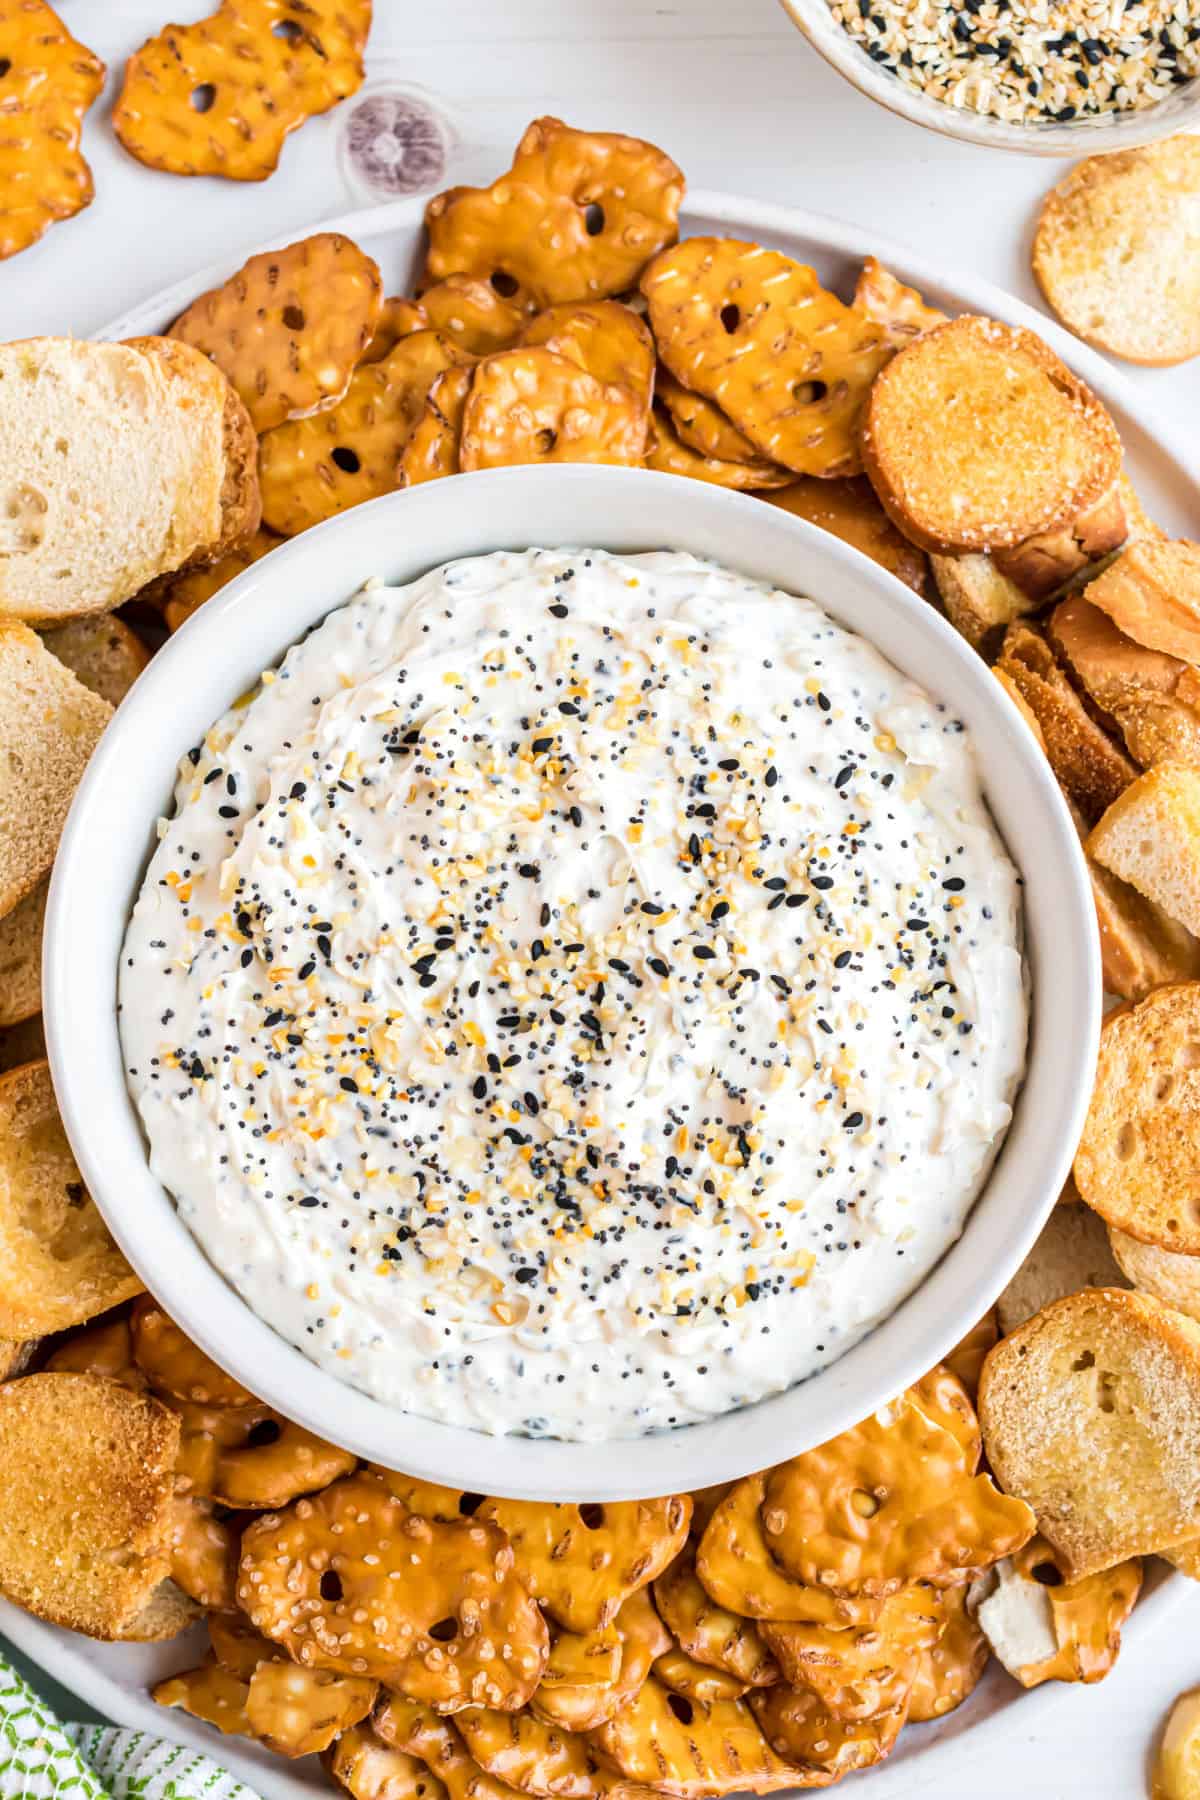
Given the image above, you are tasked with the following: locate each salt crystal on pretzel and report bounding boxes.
[907,1587,989,1722]
[113,0,371,182]
[420,276,526,355]
[398,367,473,487]
[239,1472,548,1708]
[170,233,383,434]
[531,1588,668,1736]
[478,1495,690,1633]
[260,329,468,534]
[0,0,104,261]
[589,1675,794,1798]
[750,1682,906,1782]
[759,1398,1035,1599]
[695,1475,884,1628]
[653,1547,779,1687]
[459,349,648,473]
[641,238,892,478]
[424,117,684,313]
[645,409,793,493]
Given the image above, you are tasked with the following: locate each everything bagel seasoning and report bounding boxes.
[826,0,1200,125]
[120,549,1026,1440]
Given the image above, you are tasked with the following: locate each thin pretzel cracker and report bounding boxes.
[154,1656,252,1736]
[695,1474,884,1628]
[420,277,526,355]
[170,233,383,434]
[653,1547,779,1686]
[0,0,104,262]
[853,257,949,348]
[160,528,281,633]
[750,1683,906,1782]
[259,330,467,534]
[459,349,648,473]
[589,1675,794,1798]
[907,1586,989,1722]
[653,1650,750,1706]
[760,1400,1035,1598]
[646,409,793,493]
[376,1697,541,1800]
[908,1364,982,1470]
[531,1588,669,1735]
[113,0,371,182]
[210,1609,283,1679]
[455,1706,620,1799]
[399,367,473,487]
[424,116,684,312]
[239,1472,548,1709]
[520,301,655,413]
[244,1660,377,1758]
[641,238,892,477]
[655,370,764,467]
[172,1396,355,1507]
[760,1584,941,1723]
[131,1297,255,1407]
[764,476,931,598]
[944,1311,999,1400]
[327,1725,449,1800]
[167,1493,240,1611]
[478,1495,690,1633]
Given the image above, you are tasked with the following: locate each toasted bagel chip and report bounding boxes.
[980,1287,1200,1577]
[995,622,1136,825]
[398,367,472,487]
[1033,138,1200,368]
[260,330,467,533]
[0,1060,142,1337]
[852,257,949,347]
[478,1495,690,1633]
[114,1,370,182]
[1088,764,1200,939]
[907,1586,988,1722]
[1109,1226,1200,1324]
[695,1473,884,1628]
[590,1676,793,1797]
[992,478,1130,603]
[420,277,526,355]
[750,1682,906,1783]
[997,1203,1129,1336]
[654,1547,779,1686]
[1085,539,1200,667]
[424,117,683,312]
[642,238,891,477]
[460,348,647,472]
[1049,591,1200,772]
[766,475,930,597]
[0,1371,178,1636]
[240,1471,548,1707]
[861,316,1122,553]
[171,233,382,433]
[40,615,151,709]
[0,0,104,262]
[645,408,792,492]
[759,1399,1034,1598]
[0,878,45,1030]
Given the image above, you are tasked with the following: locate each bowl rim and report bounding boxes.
[44,464,1101,1498]
[775,0,1200,155]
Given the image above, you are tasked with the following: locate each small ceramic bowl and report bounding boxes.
[45,464,1100,1499]
[777,0,1200,156]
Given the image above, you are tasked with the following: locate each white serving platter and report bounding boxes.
[7,189,1196,1797]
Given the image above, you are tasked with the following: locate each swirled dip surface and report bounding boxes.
[120,549,1026,1440]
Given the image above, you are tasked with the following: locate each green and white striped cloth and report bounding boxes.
[0,1653,262,1800]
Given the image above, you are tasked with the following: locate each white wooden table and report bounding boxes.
[2,3,1197,1792]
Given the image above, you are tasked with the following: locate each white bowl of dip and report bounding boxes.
[45,465,1099,1499]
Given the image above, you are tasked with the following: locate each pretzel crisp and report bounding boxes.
[210,1608,283,1678]
[239,1473,549,1709]
[531,1589,669,1734]
[327,1725,450,1800]
[478,1495,691,1633]
[760,1584,941,1724]
[398,367,472,487]
[944,1311,999,1400]
[641,238,892,477]
[260,330,467,533]
[653,1650,749,1707]
[170,233,383,434]
[0,0,104,262]
[424,117,684,313]
[520,302,656,414]
[907,1587,989,1722]
[542,1623,623,1690]
[645,409,793,493]
[455,1705,617,1799]
[420,277,526,355]
[459,349,648,472]
[168,1493,241,1611]
[908,1365,982,1471]
[759,1400,1035,1597]
[653,1548,779,1687]
[113,0,371,182]
[695,1475,883,1628]
[852,257,949,348]
[763,476,931,599]
[362,297,430,364]
[750,1683,906,1783]
[131,1297,256,1407]
[154,1656,253,1736]
[654,371,765,468]
[158,528,281,633]
[375,1697,534,1800]
[174,1398,356,1507]
[589,1675,793,1798]
[245,1660,378,1758]
[44,1314,146,1390]
[1004,1537,1142,1686]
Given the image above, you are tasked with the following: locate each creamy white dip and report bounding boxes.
[120,549,1026,1441]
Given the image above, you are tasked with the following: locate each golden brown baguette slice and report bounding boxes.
[995,622,1136,824]
[1049,592,1200,771]
[860,316,1122,554]
[1085,540,1200,665]
[1074,982,1200,1253]
[0,1060,143,1336]
[933,553,1041,658]
[996,1204,1128,1336]
[980,1288,1200,1578]
[0,623,112,917]
[1088,763,1200,937]
[1086,850,1200,1002]
[0,336,259,623]
[0,879,46,1029]
[0,1372,179,1636]
[1108,1227,1200,1325]
[39,615,151,707]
